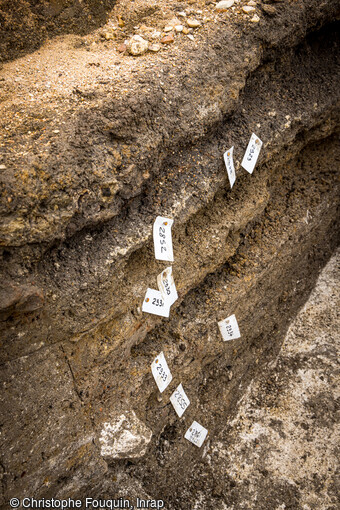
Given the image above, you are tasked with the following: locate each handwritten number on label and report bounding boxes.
[159,227,167,252]
[151,352,172,392]
[226,325,233,336]
[224,146,236,189]
[174,390,187,410]
[153,217,174,262]
[163,279,171,295]
[218,314,241,341]
[170,383,190,417]
[185,421,208,447]
[157,266,178,308]
[143,289,170,317]
[156,363,167,382]
[241,133,263,174]
[152,297,164,307]
[247,144,256,161]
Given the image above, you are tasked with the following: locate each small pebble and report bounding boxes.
[175,25,184,32]
[242,6,255,13]
[117,43,127,53]
[182,27,190,34]
[187,34,195,41]
[0,164,6,170]
[250,14,260,22]
[248,0,257,6]
[187,19,201,28]
[148,43,161,52]
[53,130,60,134]
[177,11,187,17]
[215,0,234,11]
[126,35,149,55]
[161,34,175,44]
[164,26,173,32]
[117,15,125,28]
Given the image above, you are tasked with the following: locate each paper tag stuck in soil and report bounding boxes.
[185,421,208,447]
[142,288,171,318]
[153,216,174,262]
[157,266,178,307]
[218,314,241,341]
[170,383,190,417]
[241,133,263,174]
[151,351,173,393]
[224,146,236,188]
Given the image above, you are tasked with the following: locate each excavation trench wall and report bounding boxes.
[0,2,339,508]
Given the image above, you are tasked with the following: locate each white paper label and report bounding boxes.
[142,288,170,318]
[218,314,241,341]
[241,133,263,174]
[157,266,178,307]
[153,216,174,262]
[151,351,173,393]
[223,146,236,188]
[185,421,208,448]
[170,383,190,417]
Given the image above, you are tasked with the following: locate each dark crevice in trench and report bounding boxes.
[60,345,84,407]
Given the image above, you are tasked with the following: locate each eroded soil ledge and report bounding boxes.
[0,1,339,508]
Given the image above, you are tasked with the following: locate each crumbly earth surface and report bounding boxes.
[0,0,339,508]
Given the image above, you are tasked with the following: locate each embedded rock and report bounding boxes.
[215,1,235,11]
[99,411,152,460]
[0,282,44,320]
[126,35,149,56]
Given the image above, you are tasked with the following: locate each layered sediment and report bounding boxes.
[0,1,339,508]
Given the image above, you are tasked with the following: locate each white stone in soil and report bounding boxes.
[242,5,256,13]
[99,411,152,459]
[187,19,201,28]
[126,35,149,55]
[215,1,235,10]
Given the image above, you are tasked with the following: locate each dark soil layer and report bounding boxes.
[0,0,117,62]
